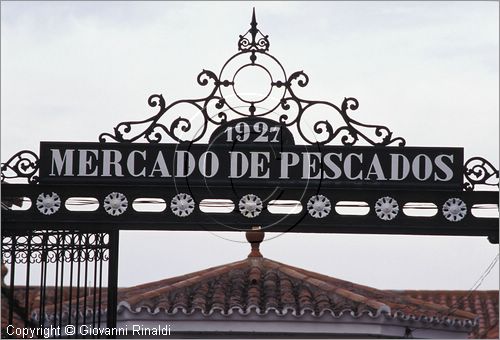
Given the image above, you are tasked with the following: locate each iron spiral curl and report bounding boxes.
[1,150,39,184]
[463,157,499,191]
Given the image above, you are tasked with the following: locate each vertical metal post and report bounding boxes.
[39,233,49,332]
[75,232,82,333]
[58,231,66,335]
[97,246,104,336]
[8,236,17,332]
[24,231,32,328]
[67,233,75,337]
[53,232,60,330]
[82,234,90,328]
[106,229,119,338]
[92,241,98,334]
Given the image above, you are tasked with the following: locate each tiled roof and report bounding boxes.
[117,256,477,329]
[113,230,496,337]
[7,280,497,338]
[396,290,499,339]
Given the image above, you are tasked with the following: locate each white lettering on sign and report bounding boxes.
[434,154,454,181]
[365,154,386,180]
[229,152,248,178]
[323,153,342,179]
[302,152,322,180]
[175,151,195,177]
[149,151,171,177]
[44,145,459,187]
[102,150,123,177]
[78,150,98,177]
[344,153,363,180]
[199,151,219,178]
[412,154,433,181]
[127,150,146,177]
[250,152,270,179]
[279,152,300,179]
[390,154,410,181]
[50,149,74,176]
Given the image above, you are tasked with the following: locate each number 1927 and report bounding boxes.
[224,122,281,143]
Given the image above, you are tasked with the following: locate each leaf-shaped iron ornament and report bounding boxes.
[99,10,406,147]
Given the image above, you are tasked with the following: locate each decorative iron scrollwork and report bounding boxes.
[463,157,499,191]
[99,10,406,147]
[0,150,39,184]
[1,231,110,264]
[238,8,270,53]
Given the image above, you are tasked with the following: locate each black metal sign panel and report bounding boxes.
[39,141,464,190]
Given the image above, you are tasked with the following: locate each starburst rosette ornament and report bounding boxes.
[36,192,61,215]
[103,192,128,216]
[375,196,399,221]
[171,193,195,217]
[307,195,331,218]
[239,194,263,218]
[442,198,467,222]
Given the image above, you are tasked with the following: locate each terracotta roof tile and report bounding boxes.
[395,290,499,339]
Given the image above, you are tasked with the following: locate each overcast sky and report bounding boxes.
[1,1,499,290]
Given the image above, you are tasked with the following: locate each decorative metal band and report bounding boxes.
[463,157,499,191]
[1,231,110,264]
[99,11,406,147]
[0,150,39,184]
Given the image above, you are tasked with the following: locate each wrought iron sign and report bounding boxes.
[38,142,464,190]
[1,10,498,337]
[2,10,499,241]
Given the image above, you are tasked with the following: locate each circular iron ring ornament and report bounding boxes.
[103,192,128,216]
[232,63,273,104]
[219,51,287,116]
[375,196,399,221]
[307,195,331,218]
[171,193,195,217]
[442,198,467,222]
[36,192,61,215]
[239,194,263,218]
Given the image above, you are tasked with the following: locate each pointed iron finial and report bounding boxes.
[238,8,270,52]
[251,8,257,28]
[249,8,258,42]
